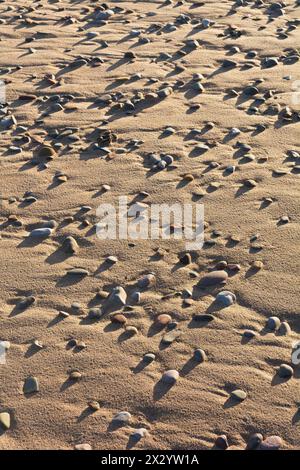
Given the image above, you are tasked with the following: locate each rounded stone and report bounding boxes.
[156,314,172,325]
[266,316,281,330]
[198,270,228,288]
[194,349,207,362]
[74,443,92,450]
[143,353,156,363]
[215,434,229,450]
[231,389,247,401]
[111,314,127,324]
[278,364,293,378]
[247,433,263,449]
[23,376,39,394]
[162,370,179,384]
[259,435,282,450]
[216,290,236,307]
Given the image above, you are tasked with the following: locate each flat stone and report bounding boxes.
[162,329,182,344]
[198,270,228,288]
[29,228,52,238]
[74,444,92,450]
[67,268,89,276]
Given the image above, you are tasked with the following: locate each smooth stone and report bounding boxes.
[231,389,247,401]
[113,411,131,424]
[125,326,138,335]
[29,228,52,238]
[266,316,281,330]
[74,444,92,450]
[278,364,293,378]
[259,436,282,450]
[161,370,179,384]
[198,270,228,288]
[37,146,57,159]
[23,376,39,394]
[111,313,127,324]
[215,435,229,450]
[67,268,89,276]
[278,321,291,335]
[216,290,236,307]
[143,353,155,363]
[194,349,207,362]
[0,412,11,430]
[193,313,215,322]
[62,236,78,254]
[88,308,102,319]
[243,330,257,338]
[247,433,263,450]
[69,371,82,380]
[156,314,172,325]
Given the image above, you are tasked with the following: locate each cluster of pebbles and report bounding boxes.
[0,0,299,451]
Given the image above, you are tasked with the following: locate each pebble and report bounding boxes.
[156,314,172,325]
[23,376,39,394]
[74,444,92,451]
[69,371,82,380]
[106,286,127,309]
[67,268,89,276]
[193,313,215,322]
[161,370,179,384]
[29,228,52,238]
[216,291,236,307]
[247,433,263,449]
[112,411,131,424]
[215,435,229,450]
[138,273,156,288]
[259,435,282,450]
[143,353,156,363]
[111,313,127,324]
[131,428,148,440]
[194,349,207,362]
[266,316,281,330]
[278,364,293,378]
[62,236,78,254]
[278,321,291,335]
[0,412,11,430]
[88,401,100,411]
[198,270,228,288]
[231,389,247,401]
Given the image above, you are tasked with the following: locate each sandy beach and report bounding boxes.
[0,0,299,450]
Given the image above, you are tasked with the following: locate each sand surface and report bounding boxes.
[0,0,300,450]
